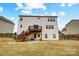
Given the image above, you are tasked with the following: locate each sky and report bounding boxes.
[0,3,79,32]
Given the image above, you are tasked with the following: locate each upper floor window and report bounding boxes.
[37,17,40,19]
[50,25,54,29]
[46,25,54,29]
[48,18,55,22]
[48,18,50,21]
[20,24,22,28]
[34,25,38,28]
[52,18,55,22]
[20,17,23,21]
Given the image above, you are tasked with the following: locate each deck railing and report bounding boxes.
[29,26,42,32]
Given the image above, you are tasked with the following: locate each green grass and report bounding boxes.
[0,40,79,56]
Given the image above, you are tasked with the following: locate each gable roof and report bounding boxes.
[62,19,79,31]
[19,15,58,18]
[66,19,79,27]
[0,16,15,25]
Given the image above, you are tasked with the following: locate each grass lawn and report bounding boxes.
[0,39,79,56]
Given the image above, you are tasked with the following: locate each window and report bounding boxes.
[38,34,40,37]
[53,34,56,38]
[46,25,48,29]
[48,18,51,22]
[45,34,48,38]
[20,24,22,28]
[48,18,55,22]
[50,18,52,22]
[49,25,51,29]
[46,25,54,29]
[34,25,38,28]
[20,17,23,21]
[48,18,50,21]
[52,18,55,22]
[37,17,40,19]
[50,25,54,29]
[34,34,36,38]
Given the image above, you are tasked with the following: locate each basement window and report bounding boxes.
[53,34,56,38]
[34,34,36,38]
[38,34,40,37]
[45,34,48,38]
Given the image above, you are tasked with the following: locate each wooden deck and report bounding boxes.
[16,25,42,42]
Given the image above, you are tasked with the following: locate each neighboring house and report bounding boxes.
[17,15,59,40]
[0,16,14,33]
[62,20,79,35]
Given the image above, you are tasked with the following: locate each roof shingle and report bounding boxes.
[0,16,14,25]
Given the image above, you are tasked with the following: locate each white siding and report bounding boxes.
[17,16,59,40]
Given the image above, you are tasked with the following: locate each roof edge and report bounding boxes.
[19,15,58,18]
[66,19,79,27]
[0,16,15,25]
[61,19,79,31]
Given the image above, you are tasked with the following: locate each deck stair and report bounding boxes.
[16,25,42,42]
